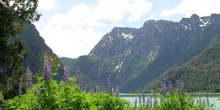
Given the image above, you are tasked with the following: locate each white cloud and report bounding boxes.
[42,0,152,58]
[91,0,152,24]
[161,0,220,17]
[38,0,59,10]
[125,0,152,22]
[146,13,156,20]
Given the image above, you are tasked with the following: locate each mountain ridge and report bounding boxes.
[61,13,220,92]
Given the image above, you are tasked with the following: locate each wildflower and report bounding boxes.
[160,80,166,95]
[18,79,22,96]
[26,66,32,87]
[96,85,100,93]
[63,65,69,83]
[90,88,94,96]
[115,86,120,97]
[142,88,145,105]
[168,81,173,93]
[107,74,111,91]
[176,80,181,88]
[112,87,115,95]
[138,91,141,105]
[77,70,83,89]
[43,54,51,83]
[179,80,185,93]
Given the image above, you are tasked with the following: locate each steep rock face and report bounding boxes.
[64,14,220,92]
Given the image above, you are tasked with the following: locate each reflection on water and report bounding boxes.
[120,93,220,110]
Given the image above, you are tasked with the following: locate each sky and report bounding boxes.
[34,0,220,58]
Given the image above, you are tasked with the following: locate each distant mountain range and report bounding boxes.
[22,14,220,92]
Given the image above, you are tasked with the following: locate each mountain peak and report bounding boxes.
[68,14,220,92]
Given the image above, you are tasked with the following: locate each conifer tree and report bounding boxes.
[0,0,41,99]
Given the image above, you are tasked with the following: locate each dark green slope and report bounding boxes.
[60,56,101,89]
[18,24,60,74]
[152,38,220,92]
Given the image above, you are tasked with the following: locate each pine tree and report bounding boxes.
[0,0,41,99]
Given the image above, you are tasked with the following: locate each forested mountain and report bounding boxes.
[150,40,220,92]
[61,13,220,92]
[18,24,60,73]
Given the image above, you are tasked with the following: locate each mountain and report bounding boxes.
[150,40,220,92]
[18,24,60,74]
[62,14,220,92]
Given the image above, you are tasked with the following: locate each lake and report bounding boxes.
[120,93,220,109]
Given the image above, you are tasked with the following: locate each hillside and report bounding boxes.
[61,14,220,92]
[18,24,60,74]
[151,40,220,92]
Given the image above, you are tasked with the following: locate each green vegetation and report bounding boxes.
[161,40,220,92]
[5,80,129,110]
[0,54,214,110]
[0,0,219,109]
[0,0,41,99]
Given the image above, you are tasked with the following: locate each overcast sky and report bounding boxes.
[34,0,220,58]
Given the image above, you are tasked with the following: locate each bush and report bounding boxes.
[6,79,129,110]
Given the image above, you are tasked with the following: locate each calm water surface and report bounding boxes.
[120,93,220,109]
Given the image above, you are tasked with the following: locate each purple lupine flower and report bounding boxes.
[18,79,22,96]
[115,86,120,97]
[90,88,94,96]
[63,65,69,83]
[138,91,142,106]
[177,80,185,93]
[176,80,181,88]
[77,70,83,89]
[111,87,115,95]
[176,80,184,90]
[96,85,100,93]
[168,81,173,93]
[107,74,111,91]
[26,66,32,87]
[142,88,145,105]
[160,80,166,95]
[43,54,51,83]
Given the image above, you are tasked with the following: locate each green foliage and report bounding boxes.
[6,78,129,110]
[157,92,207,110]
[162,40,220,92]
[91,92,130,110]
[6,79,215,110]
[0,0,41,99]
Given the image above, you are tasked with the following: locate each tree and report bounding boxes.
[0,0,41,99]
